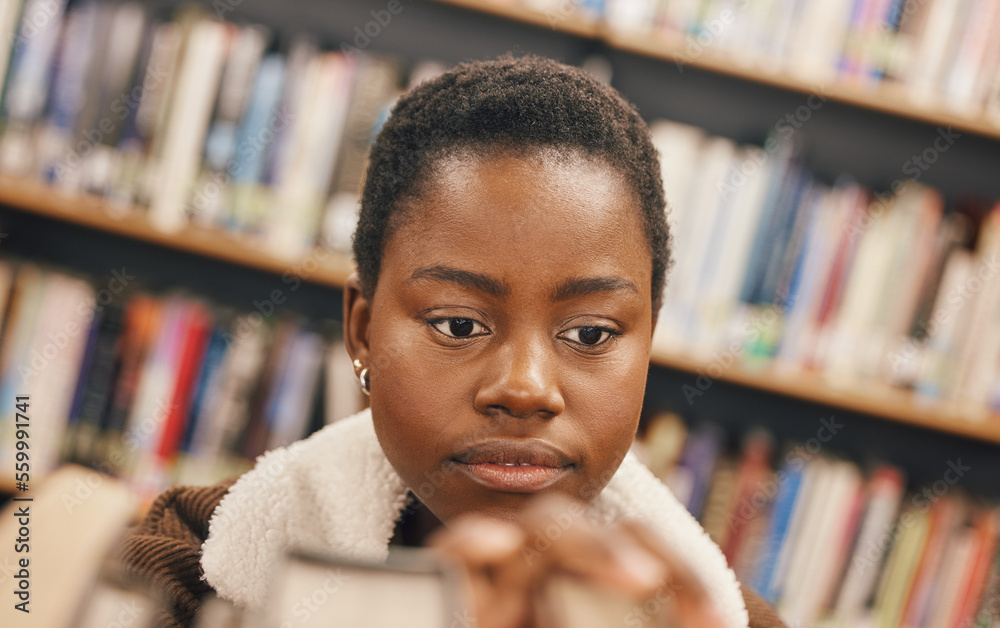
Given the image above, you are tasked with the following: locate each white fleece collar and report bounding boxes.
[201,408,748,628]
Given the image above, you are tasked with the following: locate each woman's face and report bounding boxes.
[344,148,655,524]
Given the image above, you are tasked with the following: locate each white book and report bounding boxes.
[2,0,66,123]
[877,186,943,379]
[967,0,1000,112]
[786,0,854,81]
[675,136,737,353]
[12,273,94,475]
[651,119,707,249]
[779,457,838,621]
[700,146,773,353]
[834,469,905,624]
[741,0,782,62]
[783,461,862,626]
[149,20,228,233]
[907,0,964,104]
[769,455,822,605]
[604,0,657,32]
[0,0,25,99]
[131,23,182,150]
[857,185,937,379]
[266,54,356,260]
[765,0,805,68]
[823,193,900,380]
[0,265,46,431]
[952,208,1000,411]
[916,248,976,398]
[650,120,706,352]
[943,0,1000,111]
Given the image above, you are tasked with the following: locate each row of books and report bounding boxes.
[0,258,364,502]
[525,0,1000,118]
[634,412,1000,628]
[650,117,1000,414]
[0,0,431,259]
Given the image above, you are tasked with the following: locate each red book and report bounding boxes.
[951,509,999,628]
[156,303,212,461]
[723,430,773,566]
[815,187,869,330]
[900,495,958,627]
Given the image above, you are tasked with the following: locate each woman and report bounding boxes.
[119,53,786,628]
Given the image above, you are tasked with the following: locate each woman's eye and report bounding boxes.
[563,326,617,346]
[429,318,488,339]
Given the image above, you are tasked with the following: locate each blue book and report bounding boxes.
[738,135,799,305]
[675,422,726,520]
[754,460,805,603]
[756,167,810,307]
[66,304,102,428]
[180,324,230,453]
[771,176,822,311]
[2,0,67,123]
[229,53,286,186]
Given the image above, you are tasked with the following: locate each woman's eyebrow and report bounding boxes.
[550,276,640,301]
[407,265,511,297]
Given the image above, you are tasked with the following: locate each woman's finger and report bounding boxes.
[428,515,525,565]
[428,515,532,628]
[618,519,728,628]
[518,494,668,598]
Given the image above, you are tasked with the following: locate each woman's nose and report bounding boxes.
[474,336,566,419]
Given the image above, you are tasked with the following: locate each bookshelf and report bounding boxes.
[648,350,1000,446]
[0,177,354,289]
[428,0,602,37]
[2,1,998,625]
[1,176,999,448]
[428,0,1000,143]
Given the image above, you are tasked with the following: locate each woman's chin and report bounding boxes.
[433,488,573,527]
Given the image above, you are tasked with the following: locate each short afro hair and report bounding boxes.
[352,53,672,313]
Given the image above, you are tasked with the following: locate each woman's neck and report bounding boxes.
[389,493,445,547]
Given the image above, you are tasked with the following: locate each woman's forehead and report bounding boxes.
[381,151,652,298]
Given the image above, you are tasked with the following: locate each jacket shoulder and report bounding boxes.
[116,477,239,628]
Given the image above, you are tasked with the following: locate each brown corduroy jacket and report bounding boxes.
[117,479,787,628]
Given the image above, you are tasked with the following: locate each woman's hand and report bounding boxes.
[429,493,728,628]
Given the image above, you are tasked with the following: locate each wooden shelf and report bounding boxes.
[429,0,1000,142]
[650,349,1000,446]
[0,177,356,289]
[430,0,600,37]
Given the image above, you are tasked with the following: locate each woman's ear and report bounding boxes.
[343,274,372,366]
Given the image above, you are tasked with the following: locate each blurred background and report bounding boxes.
[0,0,999,626]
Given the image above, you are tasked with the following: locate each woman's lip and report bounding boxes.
[453,462,572,493]
[450,438,575,492]
[451,438,574,467]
